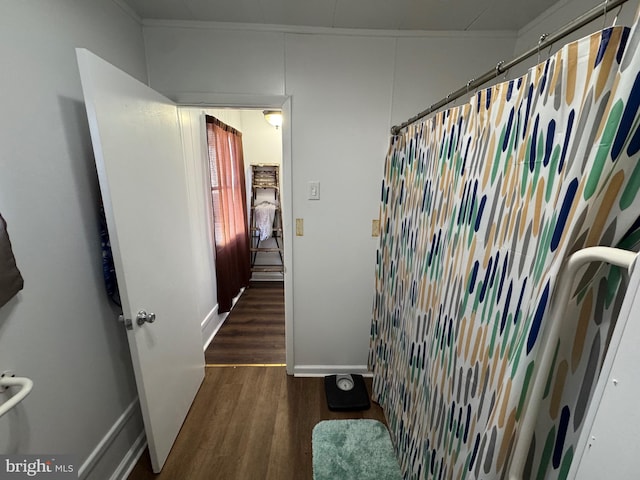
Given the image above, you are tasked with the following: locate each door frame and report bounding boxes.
[177,94,294,375]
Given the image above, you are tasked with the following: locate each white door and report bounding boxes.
[76,49,205,472]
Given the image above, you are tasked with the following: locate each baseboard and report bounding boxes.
[293,365,371,377]
[202,289,247,350]
[78,397,145,480]
[110,430,147,480]
[201,304,222,351]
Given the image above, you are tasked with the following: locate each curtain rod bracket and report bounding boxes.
[495,61,505,77]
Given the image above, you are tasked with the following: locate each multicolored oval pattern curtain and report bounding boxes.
[370,9,640,480]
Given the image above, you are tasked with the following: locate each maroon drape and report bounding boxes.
[206,116,250,313]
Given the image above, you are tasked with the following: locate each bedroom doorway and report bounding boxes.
[195,107,286,366]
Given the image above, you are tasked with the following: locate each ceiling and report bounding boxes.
[120,0,561,31]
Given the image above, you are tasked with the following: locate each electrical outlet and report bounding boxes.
[372,219,380,237]
[296,218,304,236]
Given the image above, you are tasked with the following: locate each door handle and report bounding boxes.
[137,310,157,326]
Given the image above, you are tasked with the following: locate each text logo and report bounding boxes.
[0,456,76,479]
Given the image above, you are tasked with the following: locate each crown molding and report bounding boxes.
[142,18,516,39]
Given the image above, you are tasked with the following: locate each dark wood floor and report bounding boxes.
[205,281,285,365]
[127,367,387,479]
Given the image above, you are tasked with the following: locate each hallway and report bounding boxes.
[205,281,285,364]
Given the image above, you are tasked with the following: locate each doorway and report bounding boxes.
[178,105,290,368]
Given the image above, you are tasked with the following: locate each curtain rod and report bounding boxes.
[390,0,630,135]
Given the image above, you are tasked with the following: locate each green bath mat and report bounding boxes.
[312,419,402,480]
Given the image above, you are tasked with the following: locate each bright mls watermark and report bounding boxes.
[0,456,76,479]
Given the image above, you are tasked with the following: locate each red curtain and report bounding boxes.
[206,116,250,313]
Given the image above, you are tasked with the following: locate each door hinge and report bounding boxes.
[118,314,133,330]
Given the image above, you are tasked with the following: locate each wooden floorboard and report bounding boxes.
[127,367,388,480]
[205,281,285,365]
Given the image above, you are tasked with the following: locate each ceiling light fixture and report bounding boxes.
[263,110,283,129]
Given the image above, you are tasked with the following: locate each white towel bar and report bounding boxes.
[508,246,638,480]
[0,375,33,418]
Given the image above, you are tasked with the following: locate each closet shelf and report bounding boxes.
[250,205,281,210]
[251,227,283,233]
[251,265,285,272]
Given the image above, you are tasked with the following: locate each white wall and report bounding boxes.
[205,109,283,166]
[178,108,219,347]
[0,0,147,478]
[512,0,640,76]
[240,110,283,166]
[391,33,517,125]
[143,22,517,373]
[145,25,285,98]
[202,108,244,131]
[284,33,396,370]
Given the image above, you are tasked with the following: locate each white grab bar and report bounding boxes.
[508,246,638,480]
[0,375,33,418]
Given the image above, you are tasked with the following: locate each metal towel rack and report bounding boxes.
[0,374,33,418]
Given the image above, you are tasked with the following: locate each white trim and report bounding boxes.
[293,365,371,377]
[176,95,294,376]
[142,18,516,39]
[173,93,288,109]
[111,0,142,24]
[281,97,294,376]
[202,287,248,350]
[201,304,222,351]
[78,397,140,479]
[110,430,147,480]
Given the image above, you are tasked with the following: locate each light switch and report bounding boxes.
[308,181,320,200]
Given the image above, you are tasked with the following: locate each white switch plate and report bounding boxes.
[308,181,320,200]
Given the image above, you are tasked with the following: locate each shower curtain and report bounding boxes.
[370,8,640,480]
